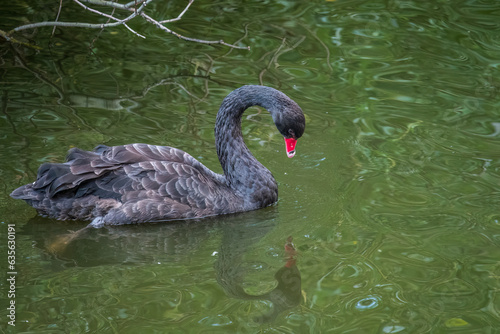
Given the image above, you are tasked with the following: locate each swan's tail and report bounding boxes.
[10,181,37,201]
[11,162,68,198]
[10,147,111,220]
[10,162,74,218]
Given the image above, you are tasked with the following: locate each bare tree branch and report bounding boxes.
[141,12,250,50]
[3,0,249,50]
[11,0,152,33]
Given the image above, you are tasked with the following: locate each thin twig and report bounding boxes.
[301,23,333,74]
[73,0,145,38]
[12,20,123,32]
[52,0,64,37]
[160,0,194,23]
[88,3,116,52]
[269,37,287,68]
[258,36,305,85]
[259,37,287,85]
[74,0,124,22]
[139,80,204,103]
[80,0,147,10]
[0,30,42,49]
[142,12,249,50]
[221,22,251,57]
[12,51,65,99]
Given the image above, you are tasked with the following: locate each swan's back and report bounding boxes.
[11,144,243,225]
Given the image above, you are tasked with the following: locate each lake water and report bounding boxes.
[1,0,500,332]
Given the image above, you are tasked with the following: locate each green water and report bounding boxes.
[1,0,500,332]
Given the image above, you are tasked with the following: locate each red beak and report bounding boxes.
[284,137,297,158]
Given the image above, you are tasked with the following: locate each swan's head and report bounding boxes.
[225,85,306,158]
[274,103,305,158]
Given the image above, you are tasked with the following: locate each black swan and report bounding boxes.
[10,85,305,227]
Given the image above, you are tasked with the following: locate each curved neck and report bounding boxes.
[215,86,282,205]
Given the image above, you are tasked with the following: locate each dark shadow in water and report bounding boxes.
[20,209,301,322]
[216,220,301,323]
[22,216,218,267]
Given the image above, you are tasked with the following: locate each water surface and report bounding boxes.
[1,0,500,332]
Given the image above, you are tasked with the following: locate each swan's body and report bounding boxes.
[11,85,305,227]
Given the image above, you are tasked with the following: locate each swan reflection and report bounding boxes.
[215,221,302,323]
[21,212,301,323]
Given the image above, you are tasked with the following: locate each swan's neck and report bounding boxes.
[215,86,280,207]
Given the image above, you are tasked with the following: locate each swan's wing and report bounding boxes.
[72,143,222,181]
[24,144,226,209]
[95,150,226,209]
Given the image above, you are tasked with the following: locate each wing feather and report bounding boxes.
[13,143,235,222]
